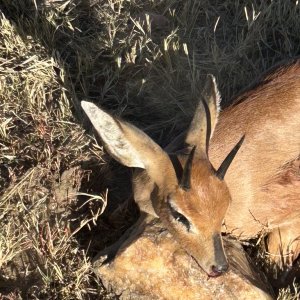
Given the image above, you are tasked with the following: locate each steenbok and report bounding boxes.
[82,58,300,276]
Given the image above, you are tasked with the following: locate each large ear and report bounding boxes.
[81,101,177,188]
[185,75,221,158]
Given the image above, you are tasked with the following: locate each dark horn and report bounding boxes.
[180,146,196,190]
[216,135,245,180]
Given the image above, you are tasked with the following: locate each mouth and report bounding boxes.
[192,256,223,278]
[208,270,222,278]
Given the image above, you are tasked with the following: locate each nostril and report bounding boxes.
[221,263,229,272]
[211,263,229,276]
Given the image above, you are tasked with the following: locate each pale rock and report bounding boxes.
[94,216,274,300]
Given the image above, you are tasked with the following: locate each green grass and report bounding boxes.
[0,0,299,298]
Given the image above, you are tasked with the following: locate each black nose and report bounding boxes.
[210,233,229,277]
[211,263,229,276]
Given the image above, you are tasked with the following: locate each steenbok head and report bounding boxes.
[81,75,244,277]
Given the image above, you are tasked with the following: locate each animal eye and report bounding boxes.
[167,199,191,231]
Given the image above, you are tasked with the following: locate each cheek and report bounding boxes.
[214,196,230,218]
[221,201,230,218]
[176,230,214,263]
[211,211,227,230]
[191,213,224,236]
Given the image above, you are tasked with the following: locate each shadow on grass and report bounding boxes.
[1,0,300,298]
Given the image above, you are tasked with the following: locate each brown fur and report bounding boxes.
[154,159,231,274]
[82,99,231,275]
[82,59,300,275]
[209,59,300,265]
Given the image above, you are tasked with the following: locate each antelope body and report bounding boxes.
[210,59,300,265]
[82,58,300,277]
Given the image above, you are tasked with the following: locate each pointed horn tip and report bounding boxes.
[229,134,245,153]
[216,135,245,180]
[189,145,196,157]
[238,134,245,146]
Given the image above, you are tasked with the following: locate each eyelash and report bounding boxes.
[167,200,191,231]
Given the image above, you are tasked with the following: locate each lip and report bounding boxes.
[192,256,223,278]
[208,270,222,277]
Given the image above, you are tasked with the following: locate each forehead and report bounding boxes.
[174,161,231,214]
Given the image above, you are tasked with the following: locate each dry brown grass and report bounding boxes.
[0,0,300,298]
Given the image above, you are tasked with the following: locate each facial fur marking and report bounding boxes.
[212,233,227,268]
[200,98,211,155]
[180,146,196,190]
[167,197,191,231]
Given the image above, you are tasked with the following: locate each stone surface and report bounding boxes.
[94,217,274,300]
